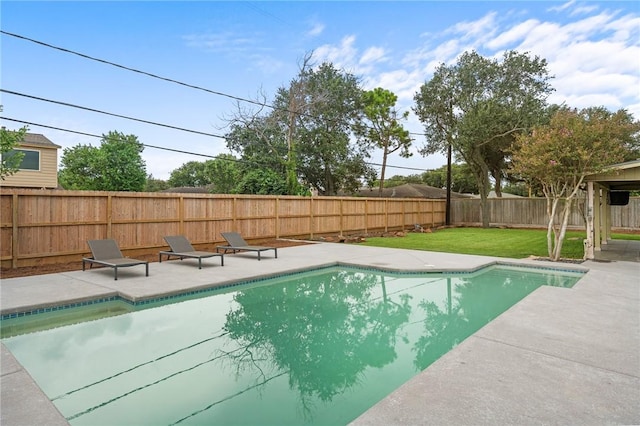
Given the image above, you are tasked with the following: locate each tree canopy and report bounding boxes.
[58,131,146,191]
[354,87,412,194]
[413,50,553,226]
[511,106,637,260]
[0,126,27,180]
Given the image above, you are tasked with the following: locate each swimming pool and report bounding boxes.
[1,264,583,425]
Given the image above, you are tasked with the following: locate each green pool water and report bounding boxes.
[1,265,583,425]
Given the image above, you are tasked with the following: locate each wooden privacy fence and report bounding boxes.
[451,197,640,229]
[0,189,446,269]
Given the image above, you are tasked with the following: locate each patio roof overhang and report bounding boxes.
[584,160,640,191]
[583,160,640,260]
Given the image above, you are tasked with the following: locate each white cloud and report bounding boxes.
[360,46,387,65]
[314,35,359,69]
[307,22,325,37]
[570,5,599,16]
[446,11,498,43]
[486,19,540,50]
[311,3,638,129]
[547,0,576,13]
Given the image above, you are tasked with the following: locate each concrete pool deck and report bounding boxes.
[1,242,639,425]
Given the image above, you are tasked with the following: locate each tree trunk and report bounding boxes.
[546,196,560,259]
[552,197,574,261]
[492,169,502,197]
[378,146,389,196]
[478,166,491,228]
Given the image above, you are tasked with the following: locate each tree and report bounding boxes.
[373,174,423,188]
[354,88,412,194]
[97,132,146,191]
[144,175,169,192]
[511,107,635,260]
[58,131,146,191]
[0,126,27,180]
[167,161,211,188]
[206,154,241,194]
[223,96,292,194]
[58,144,101,190]
[413,50,553,227]
[293,62,376,195]
[235,168,288,195]
[421,163,477,194]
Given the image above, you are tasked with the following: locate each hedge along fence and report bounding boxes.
[0,189,446,269]
[451,197,640,230]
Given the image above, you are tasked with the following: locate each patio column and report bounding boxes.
[602,190,611,244]
[594,185,602,252]
[584,181,595,260]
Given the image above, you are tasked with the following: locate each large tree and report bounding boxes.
[421,163,477,194]
[167,155,241,193]
[354,87,412,195]
[58,131,146,191]
[293,62,376,195]
[511,106,637,260]
[0,126,27,180]
[413,50,553,227]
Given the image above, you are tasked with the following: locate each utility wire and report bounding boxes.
[0,30,268,110]
[0,117,431,172]
[0,30,427,138]
[1,89,226,139]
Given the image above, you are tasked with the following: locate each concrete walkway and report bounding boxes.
[1,242,638,425]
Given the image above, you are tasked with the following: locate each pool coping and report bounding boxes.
[1,258,587,319]
[1,242,638,425]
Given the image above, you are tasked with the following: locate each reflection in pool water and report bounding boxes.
[2,265,582,425]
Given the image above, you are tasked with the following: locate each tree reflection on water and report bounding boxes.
[223,269,411,414]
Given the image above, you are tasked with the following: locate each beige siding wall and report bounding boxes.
[0,147,58,189]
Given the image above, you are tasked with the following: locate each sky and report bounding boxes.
[1,1,639,181]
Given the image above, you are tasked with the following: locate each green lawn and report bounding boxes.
[361,228,640,259]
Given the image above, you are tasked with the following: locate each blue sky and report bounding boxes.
[2,1,639,181]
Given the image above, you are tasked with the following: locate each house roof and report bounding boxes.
[20,133,62,149]
[356,183,472,199]
[584,160,640,191]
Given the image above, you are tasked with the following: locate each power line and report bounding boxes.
[0,30,269,111]
[1,89,226,139]
[0,117,431,172]
[1,30,432,173]
[0,30,428,139]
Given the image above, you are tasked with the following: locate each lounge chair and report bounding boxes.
[159,235,224,269]
[82,239,149,280]
[216,232,277,260]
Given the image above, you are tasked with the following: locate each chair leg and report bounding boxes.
[114,267,118,280]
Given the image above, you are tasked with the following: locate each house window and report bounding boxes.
[4,149,40,171]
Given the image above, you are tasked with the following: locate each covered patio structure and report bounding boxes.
[584,160,640,260]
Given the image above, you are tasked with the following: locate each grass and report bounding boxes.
[361,228,640,260]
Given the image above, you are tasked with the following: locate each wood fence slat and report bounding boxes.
[0,189,447,268]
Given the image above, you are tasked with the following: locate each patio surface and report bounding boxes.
[1,242,639,425]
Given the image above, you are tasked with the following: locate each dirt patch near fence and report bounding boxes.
[0,239,312,279]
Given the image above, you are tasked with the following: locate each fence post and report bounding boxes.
[365,199,369,235]
[340,198,344,235]
[310,197,314,239]
[12,193,18,268]
[107,194,113,238]
[179,195,185,235]
[232,196,237,230]
[276,197,280,239]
